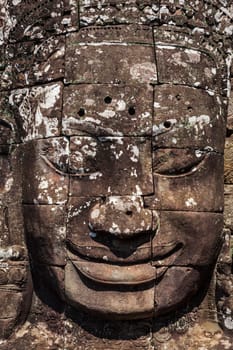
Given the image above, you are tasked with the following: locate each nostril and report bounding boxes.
[126,210,133,217]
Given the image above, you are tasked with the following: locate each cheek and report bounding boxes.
[154,267,202,317]
[152,212,223,267]
[23,205,66,266]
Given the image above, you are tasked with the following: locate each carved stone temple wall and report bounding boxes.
[0,1,233,349]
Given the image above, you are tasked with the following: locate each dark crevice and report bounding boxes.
[226,128,233,137]
[0,119,12,130]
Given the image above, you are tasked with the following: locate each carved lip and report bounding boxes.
[67,241,183,285]
[71,259,156,285]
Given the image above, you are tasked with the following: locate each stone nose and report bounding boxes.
[89,196,154,239]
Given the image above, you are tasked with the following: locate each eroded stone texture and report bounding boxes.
[156,45,220,90]
[1,0,233,349]
[153,85,226,152]
[66,196,153,263]
[65,27,157,85]
[1,37,65,90]
[3,0,79,42]
[152,152,224,211]
[63,84,153,136]
[21,138,69,204]
[69,136,153,196]
[79,0,160,27]
[9,83,63,141]
[23,205,66,266]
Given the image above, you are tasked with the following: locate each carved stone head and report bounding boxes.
[2,0,232,328]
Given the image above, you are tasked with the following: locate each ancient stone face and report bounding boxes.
[14,24,226,321]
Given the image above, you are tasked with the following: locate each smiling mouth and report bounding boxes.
[68,241,183,286]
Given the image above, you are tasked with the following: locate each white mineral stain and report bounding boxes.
[128,145,139,162]
[195,150,203,158]
[85,98,95,106]
[113,150,123,160]
[4,178,13,191]
[98,110,116,118]
[224,316,233,330]
[116,100,126,111]
[207,90,215,96]
[185,49,201,64]
[185,198,197,207]
[134,185,142,195]
[12,0,21,5]
[140,112,150,119]
[40,84,61,109]
[90,208,100,219]
[188,115,210,129]
[157,45,176,50]
[89,172,102,180]
[0,247,20,260]
[82,144,97,158]
[130,62,157,82]
[131,169,137,177]
[110,222,120,234]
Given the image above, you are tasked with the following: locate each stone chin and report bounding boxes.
[62,258,202,320]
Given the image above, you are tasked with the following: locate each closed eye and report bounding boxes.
[41,155,93,177]
[153,149,207,177]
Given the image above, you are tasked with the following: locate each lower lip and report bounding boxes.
[70,258,167,285]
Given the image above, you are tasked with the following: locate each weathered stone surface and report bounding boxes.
[4,0,79,42]
[65,261,155,319]
[0,92,16,145]
[0,206,9,247]
[9,83,62,141]
[153,85,225,153]
[154,266,201,317]
[151,151,224,212]
[155,45,221,91]
[87,196,153,239]
[69,136,153,196]
[152,211,223,267]
[65,29,156,85]
[62,84,153,136]
[66,196,153,263]
[22,138,69,204]
[1,0,233,347]
[32,264,65,302]
[79,0,160,26]
[23,205,66,266]
[227,79,233,129]
[224,185,233,232]
[224,135,233,184]
[76,24,154,44]
[0,260,32,338]
[159,1,217,29]
[1,37,65,90]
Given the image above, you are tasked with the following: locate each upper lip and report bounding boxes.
[66,239,183,265]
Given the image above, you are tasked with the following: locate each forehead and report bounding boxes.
[9,26,225,152]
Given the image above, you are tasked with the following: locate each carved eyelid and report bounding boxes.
[40,155,93,178]
[154,152,209,178]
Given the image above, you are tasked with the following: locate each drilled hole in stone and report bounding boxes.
[128,107,136,115]
[176,94,181,101]
[187,106,193,113]
[104,96,112,104]
[126,210,133,216]
[78,108,85,117]
[163,121,172,129]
